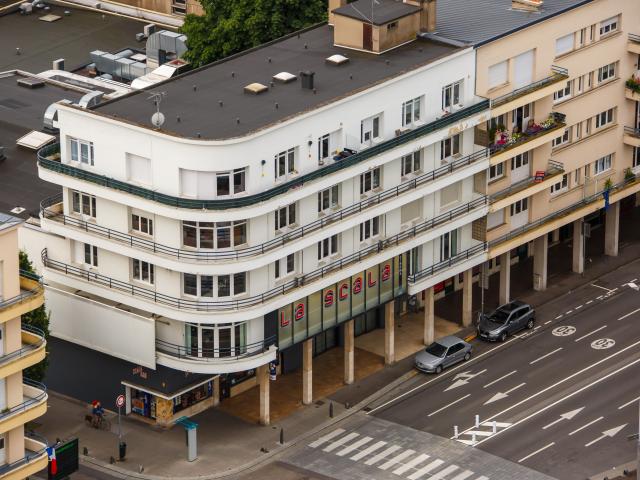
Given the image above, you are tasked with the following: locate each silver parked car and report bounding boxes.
[414,336,472,374]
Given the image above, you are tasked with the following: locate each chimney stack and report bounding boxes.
[418,0,437,33]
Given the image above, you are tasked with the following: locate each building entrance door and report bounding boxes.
[363,23,373,51]
[510,152,530,184]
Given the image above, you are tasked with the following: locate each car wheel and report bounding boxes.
[463,352,471,362]
[499,332,507,342]
[526,319,534,329]
[435,365,443,374]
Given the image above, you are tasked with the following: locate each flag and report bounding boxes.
[47,446,57,475]
[603,189,610,210]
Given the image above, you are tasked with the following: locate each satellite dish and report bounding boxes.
[151,111,165,127]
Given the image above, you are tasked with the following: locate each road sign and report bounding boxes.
[116,394,125,408]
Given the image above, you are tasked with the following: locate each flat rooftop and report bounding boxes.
[333,0,421,26]
[0,72,85,217]
[436,0,593,46]
[0,3,151,73]
[94,25,459,140]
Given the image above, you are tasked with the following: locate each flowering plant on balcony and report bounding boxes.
[540,116,557,129]
[626,75,640,94]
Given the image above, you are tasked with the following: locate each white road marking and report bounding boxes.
[591,338,616,350]
[631,278,638,283]
[392,453,430,475]
[575,305,583,310]
[484,383,526,405]
[367,336,520,415]
[518,442,555,463]
[566,310,573,314]
[364,445,401,465]
[308,428,345,448]
[483,370,517,388]
[449,471,474,480]
[618,308,640,321]
[410,462,452,480]
[618,396,640,410]
[530,348,563,365]
[592,283,614,293]
[586,300,593,305]
[455,342,640,445]
[323,432,359,452]
[542,408,584,430]
[574,325,607,342]
[555,315,563,319]
[544,320,552,325]
[569,417,604,436]
[596,295,604,300]
[585,424,627,447]
[335,436,372,457]
[350,440,386,461]
[552,326,575,337]
[428,394,471,417]
[378,449,415,470]
[445,369,488,391]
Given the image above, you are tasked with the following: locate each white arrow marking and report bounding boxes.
[444,369,487,391]
[585,424,627,447]
[484,383,526,405]
[542,407,584,430]
[625,282,639,291]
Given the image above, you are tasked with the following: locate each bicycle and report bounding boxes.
[84,414,111,431]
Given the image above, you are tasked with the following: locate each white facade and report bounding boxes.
[36,45,490,374]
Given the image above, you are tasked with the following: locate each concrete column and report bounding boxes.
[499,252,511,305]
[423,287,434,345]
[551,229,560,243]
[344,319,355,385]
[572,219,584,274]
[258,365,270,426]
[462,269,473,327]
[212,376,220,407]
[384,301,395,365]
[302,339,313,405]
[605,201,620,257]
[533,235,548,291]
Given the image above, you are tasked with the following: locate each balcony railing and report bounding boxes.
[36,100,490,211]
[489,112,567,156]
[490,175,639,249]
[0,379,47,423]
[0,271,43,312]
[40,149,488,262]
[629,33,640,44]
[490,160,564,201]
[156,336,276,362]
[42,196,487,312]
[491,66,569,109]
[0,325,46,368]
[0,433,47,477]
[624,126,640,138]
[408,242,488,284]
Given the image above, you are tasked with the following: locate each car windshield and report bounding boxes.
[490,308,511,324]
[425,342,447,358]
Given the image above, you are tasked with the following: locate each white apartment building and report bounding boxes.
[31,0,491,424]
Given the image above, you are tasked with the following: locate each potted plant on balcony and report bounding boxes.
[603,178,613,191]
[624,167,636,182]
[626,75,640,94]
[540,115,556,130]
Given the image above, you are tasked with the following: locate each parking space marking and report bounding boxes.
[518,442,555,463]
[569,417,603,436]
[574,326,607,342]
[618,396,640,410]
[530,348,562,365]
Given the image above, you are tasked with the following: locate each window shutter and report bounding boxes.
[126,154,152,185]
[488,61,508,88]
[555,33,574,56]
[180,169,198,197]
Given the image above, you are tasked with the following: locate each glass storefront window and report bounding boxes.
[278,305,293,348]
[322,286,337,329]
[293,299,308,344]
[337,279,350,323]
[365,266,379,311]
[351,273,365,316]
[380,260,393,303]
[307,292,322,336]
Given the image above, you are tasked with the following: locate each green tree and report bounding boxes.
[181,0,327,67]
[19,251,50,382]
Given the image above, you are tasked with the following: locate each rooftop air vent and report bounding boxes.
[273,72,297,84]
[244,82,269,95]
[326,54,349,66]
[512,0,543,11]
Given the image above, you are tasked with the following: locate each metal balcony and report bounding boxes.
[0,272,44,323]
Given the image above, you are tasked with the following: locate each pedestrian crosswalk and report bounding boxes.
[308,428,492,480]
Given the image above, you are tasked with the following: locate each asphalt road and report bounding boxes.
[366,261,640,480]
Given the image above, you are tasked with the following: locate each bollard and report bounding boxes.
[492,420,497,434]
[471,432,476,446]
[329,402,334,418]
[279,428,284,445]
[83,447,88,456]
[475,415,480,428]
[453,426,459,439]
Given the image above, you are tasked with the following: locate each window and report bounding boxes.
[599,16,618,36]
[555,33,574,56]
[71,191,97,218]
[574,168,581,186]
[488,60,508,88]
[593,154,612,175]
[440,134,460,160]
[70,137,94,165]
[275,204,296,230]
[401,151,421,176]
[595,108,614,129]
[442,80,462,110]
[440,229,458,261]
[578,28,586,48]
[216,273,246,297]
[511,151,530,171]
[275,254,295,279]
[550,174,568,195]
[359,217,380,242]
[215,169,246,196]
[634,147,640,168]
[84,243,98,267]
[386,21,397,31]
[275,148,296,179]
[360,167,381,194]
[361,114,381,143]
[317,185,339,212]
[487,209,504,229]
[184,274,213,297]
[552,129,570,147]
[553,81,571,102]
[510,198,528,216]
[132,258,154,284]
[440,182,461,206]
[317,234,339,260]
[131,213,153,236]
[318,134,330,162]
[597,62,616,83]
[489,162,504,181]
[182,220,247,248]
[402,97,421,126]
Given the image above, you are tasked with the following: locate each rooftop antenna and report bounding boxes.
[349,0,379,26]
[148,91,166,127]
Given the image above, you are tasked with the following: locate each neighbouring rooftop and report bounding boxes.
[333,0,421,26]
[94,25,459,140]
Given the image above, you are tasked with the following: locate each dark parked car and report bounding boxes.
[414,336,472,374]
[478,301,535,342]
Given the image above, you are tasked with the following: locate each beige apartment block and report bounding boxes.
[473,0,640,295]
[0,215,48,480]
